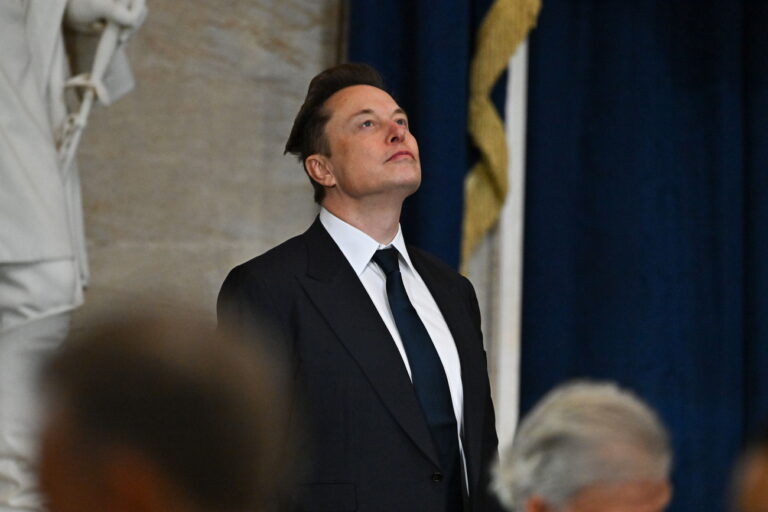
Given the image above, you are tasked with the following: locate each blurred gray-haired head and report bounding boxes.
[492,381,671,511]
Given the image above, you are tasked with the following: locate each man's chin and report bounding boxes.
[396,178,421,198]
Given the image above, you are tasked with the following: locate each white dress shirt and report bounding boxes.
[319,208,467,473]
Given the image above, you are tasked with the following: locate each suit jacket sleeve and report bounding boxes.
[462,276,505,512]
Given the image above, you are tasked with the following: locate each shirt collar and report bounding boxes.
[319,207,414,276]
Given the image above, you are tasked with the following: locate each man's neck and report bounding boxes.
[321,200,402,245]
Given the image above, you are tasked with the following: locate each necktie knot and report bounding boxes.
[372,248,400,275]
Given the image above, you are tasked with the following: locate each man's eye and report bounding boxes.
[361,120,374,128]
[395,118,407,126]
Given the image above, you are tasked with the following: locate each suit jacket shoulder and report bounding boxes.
[217,226,312,350]
[223,230,307,283]
[407,245,463,283]
[407,244,483,334]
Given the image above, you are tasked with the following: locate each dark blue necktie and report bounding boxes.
[372,248,462,511]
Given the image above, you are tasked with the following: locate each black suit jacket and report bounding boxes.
[218,218,503,512]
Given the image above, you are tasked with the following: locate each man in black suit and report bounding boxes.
[218,63,502,512]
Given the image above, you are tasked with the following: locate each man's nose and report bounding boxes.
[387,121,406,143]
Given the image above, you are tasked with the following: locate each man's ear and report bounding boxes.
[305,154,336,188]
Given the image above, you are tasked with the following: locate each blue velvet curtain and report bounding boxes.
[348,0,501,269]
[521,2,768,511]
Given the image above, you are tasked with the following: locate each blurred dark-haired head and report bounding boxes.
[38,312,295,512]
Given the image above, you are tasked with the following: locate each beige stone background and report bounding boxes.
[72,0,344,327]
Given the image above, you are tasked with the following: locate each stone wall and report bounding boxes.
[73,0,342,325]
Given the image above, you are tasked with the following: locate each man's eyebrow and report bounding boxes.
[347,108,409,121]
[348,108,375,121]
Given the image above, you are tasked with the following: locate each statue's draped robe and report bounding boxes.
[0,0,132,330]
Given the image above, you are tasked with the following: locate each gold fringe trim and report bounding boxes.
[461,0,541,272]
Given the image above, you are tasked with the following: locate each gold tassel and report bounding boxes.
[461,0,541,273]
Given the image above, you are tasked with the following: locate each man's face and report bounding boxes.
[316,84,421,206]
[559,480,671,512]
[736,448,768,512]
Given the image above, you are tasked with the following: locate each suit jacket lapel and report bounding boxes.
[410,251,486,494]
[297,219,441,468]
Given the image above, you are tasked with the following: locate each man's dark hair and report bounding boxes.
[285,62,387,203]
[42,312,295,512]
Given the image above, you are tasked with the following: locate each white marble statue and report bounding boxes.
[0,1,145,510]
